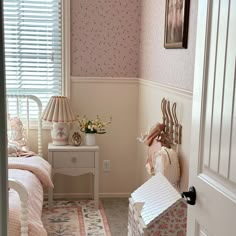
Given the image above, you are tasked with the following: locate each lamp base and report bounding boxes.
[51,123,69,145]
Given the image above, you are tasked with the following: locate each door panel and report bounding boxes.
[188,0,236,235]
[230,89,236,182]
[197,223,212,236]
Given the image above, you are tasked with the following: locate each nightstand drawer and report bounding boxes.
[53,151,95,168]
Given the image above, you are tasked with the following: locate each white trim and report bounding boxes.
[62,0,71,98]
[139,79,193,98]
[45,192,93,199]
[71,76,193,97]
[99,192,130,198]
[71,76,139,84]
[44,192,130,199]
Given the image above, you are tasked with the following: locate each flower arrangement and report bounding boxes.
[77,115,112,134]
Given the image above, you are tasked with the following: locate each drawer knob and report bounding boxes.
[71,157,77,163]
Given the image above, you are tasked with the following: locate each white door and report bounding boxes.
[187,0,236,235]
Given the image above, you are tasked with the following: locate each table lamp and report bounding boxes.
[41,96,76,145]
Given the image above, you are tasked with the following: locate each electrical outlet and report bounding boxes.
[103,160,111,172]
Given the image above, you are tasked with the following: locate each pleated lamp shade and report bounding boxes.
[41,96,76,123]
[41,96,76,145]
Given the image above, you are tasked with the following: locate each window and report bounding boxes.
[3,0,63,112]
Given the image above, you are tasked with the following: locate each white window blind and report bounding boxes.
[3,0,62,115]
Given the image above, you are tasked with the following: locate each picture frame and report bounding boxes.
[164,0,190,49]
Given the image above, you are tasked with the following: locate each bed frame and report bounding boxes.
[7,94,43,236]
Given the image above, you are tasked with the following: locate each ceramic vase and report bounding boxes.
[51,122,69,145]
[85,133,96,146]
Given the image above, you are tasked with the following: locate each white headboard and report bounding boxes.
[6,95,43,156]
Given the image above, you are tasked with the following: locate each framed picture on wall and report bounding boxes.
[164,0,190,49]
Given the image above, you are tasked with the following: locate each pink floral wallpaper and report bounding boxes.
[71,0,141,77]
[139,0,198,91]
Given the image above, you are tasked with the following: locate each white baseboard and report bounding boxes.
[99,192,130,198]
[44,192,130,199]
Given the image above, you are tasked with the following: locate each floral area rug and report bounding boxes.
[42,200,111,236]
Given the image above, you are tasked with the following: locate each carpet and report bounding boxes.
[42,200,112,236]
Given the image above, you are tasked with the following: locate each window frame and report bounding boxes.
[62,0,70,98]
[4,0,71,128]
[4,0,71,101]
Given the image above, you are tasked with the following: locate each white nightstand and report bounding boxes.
[48,143,99,208]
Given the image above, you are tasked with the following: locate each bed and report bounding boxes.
[7,95,53,236]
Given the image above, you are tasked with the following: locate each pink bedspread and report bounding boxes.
[8,156,53,236]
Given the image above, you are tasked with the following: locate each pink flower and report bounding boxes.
[177,230,185,236]
[153,232,161,236]
[159,222,168,229]
[177,209,184,217]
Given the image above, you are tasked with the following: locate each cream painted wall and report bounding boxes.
[40,78,139,198]
[137,81,192,191]
[41,79,192,196]
[38,81,192,196]
[58,77,140,197]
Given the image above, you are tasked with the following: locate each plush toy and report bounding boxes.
[8,116,27,147]
[7,143,19,157]
[137,123,165,146]
[145,123,165,146]
[145,144,180,185]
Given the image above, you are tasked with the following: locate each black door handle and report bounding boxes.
[181,186,196,205]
